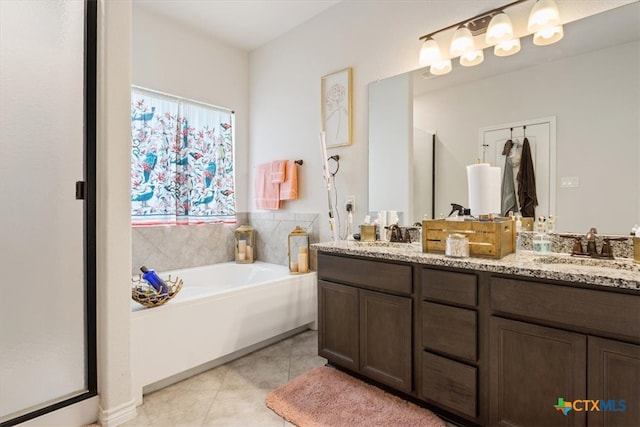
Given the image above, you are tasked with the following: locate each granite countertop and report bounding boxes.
[312,240,640,291]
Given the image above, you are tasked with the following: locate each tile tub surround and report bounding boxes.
[131,212,247,275]
[131,212,320,275]
[312,241,640,290]
[247,212,319,267]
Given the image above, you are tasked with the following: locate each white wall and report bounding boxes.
[132,6,250,212]
[249,0,635,241]
[414,41,639,234]
[96,1,137,425]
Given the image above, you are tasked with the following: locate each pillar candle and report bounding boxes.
[238,240,247,255]
[245,245,252,261]
[238,252,246,261]
[290,261,299,272]
[298,252,309,273]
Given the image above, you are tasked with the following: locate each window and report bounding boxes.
[131,88,235,225]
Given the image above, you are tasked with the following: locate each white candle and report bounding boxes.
[238,240,247,255]
[290,261,299,272]
[246,245,252,261]
[238,252,246,261]
[298,252,308,273]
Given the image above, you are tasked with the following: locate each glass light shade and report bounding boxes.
[460,49,484,67]
[528,0,561,33]
[533,25,564,46]
[419,38,442,66]
[486,12,514,46]
[494,38,521,57]
[430,58,452,75]
[450,26,474,57]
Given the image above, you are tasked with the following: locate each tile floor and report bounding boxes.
[121,329,457,427]
[121,329,326,427]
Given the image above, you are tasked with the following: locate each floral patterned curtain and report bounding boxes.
[131,88,235,226]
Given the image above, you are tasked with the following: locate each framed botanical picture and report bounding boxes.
[321,67,352,148]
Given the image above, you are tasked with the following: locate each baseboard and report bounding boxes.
[11,396,99,427]
[97,399,136,427]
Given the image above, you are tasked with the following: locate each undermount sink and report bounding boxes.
[533,255,640,272]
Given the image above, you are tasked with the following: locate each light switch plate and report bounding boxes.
[560,176,580,188]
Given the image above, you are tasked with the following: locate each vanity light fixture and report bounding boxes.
[417,0,563,73]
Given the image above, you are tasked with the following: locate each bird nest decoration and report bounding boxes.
[131,275,183,308]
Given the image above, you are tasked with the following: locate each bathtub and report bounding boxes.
[131,261,317,404]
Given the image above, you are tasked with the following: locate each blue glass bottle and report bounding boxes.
[140,266,168,294]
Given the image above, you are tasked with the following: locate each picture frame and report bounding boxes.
[321,67,352,148]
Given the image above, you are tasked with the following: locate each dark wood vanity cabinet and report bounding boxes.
[588,336,640,427]
[490,317,587,426]
[490,277,640,427]
[419,268,480,420]
[318,280,359,371]
[317,250,640,427]
[317,254,413,393]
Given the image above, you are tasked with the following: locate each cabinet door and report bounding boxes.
[318,280,359,370]
[588,336,640,427]
[360,289,412,392]
[490,317,586,427]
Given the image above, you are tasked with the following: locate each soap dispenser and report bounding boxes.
[532,218,551,255]
[514,213,523,259]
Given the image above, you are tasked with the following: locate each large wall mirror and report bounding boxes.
[369,2,639,235]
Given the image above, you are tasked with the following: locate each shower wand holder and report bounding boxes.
[131,275,183,308]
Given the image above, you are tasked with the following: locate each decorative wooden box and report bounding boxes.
[422,219,515,259]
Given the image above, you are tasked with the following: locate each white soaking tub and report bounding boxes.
[131,261,317,404]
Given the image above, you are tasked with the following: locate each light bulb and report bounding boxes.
[533,25,564,46]
[460,49,484,67]
[450,26,474,57]
[494,38,521,57]
[528,0,561,33]
[430,58,452,75]
[419,38,442,66]
[486,12,514,46]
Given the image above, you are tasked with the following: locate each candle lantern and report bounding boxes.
[235,224,254,263]
[288,226,310,274]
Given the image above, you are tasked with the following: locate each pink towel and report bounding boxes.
[255,163,281,210]
[270,160,287,183]
[279,160,298,201]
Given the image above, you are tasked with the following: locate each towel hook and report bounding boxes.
[294,159,303,166]
[510,127,513,139]
[523,125,527,137]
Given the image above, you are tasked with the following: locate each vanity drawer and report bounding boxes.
[491,277,640,341]
[422,302,477,361]
[421,351,477,418]
[421,268,477,307]
[318,253,412,295]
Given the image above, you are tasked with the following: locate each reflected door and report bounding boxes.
[481,117,556,219]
